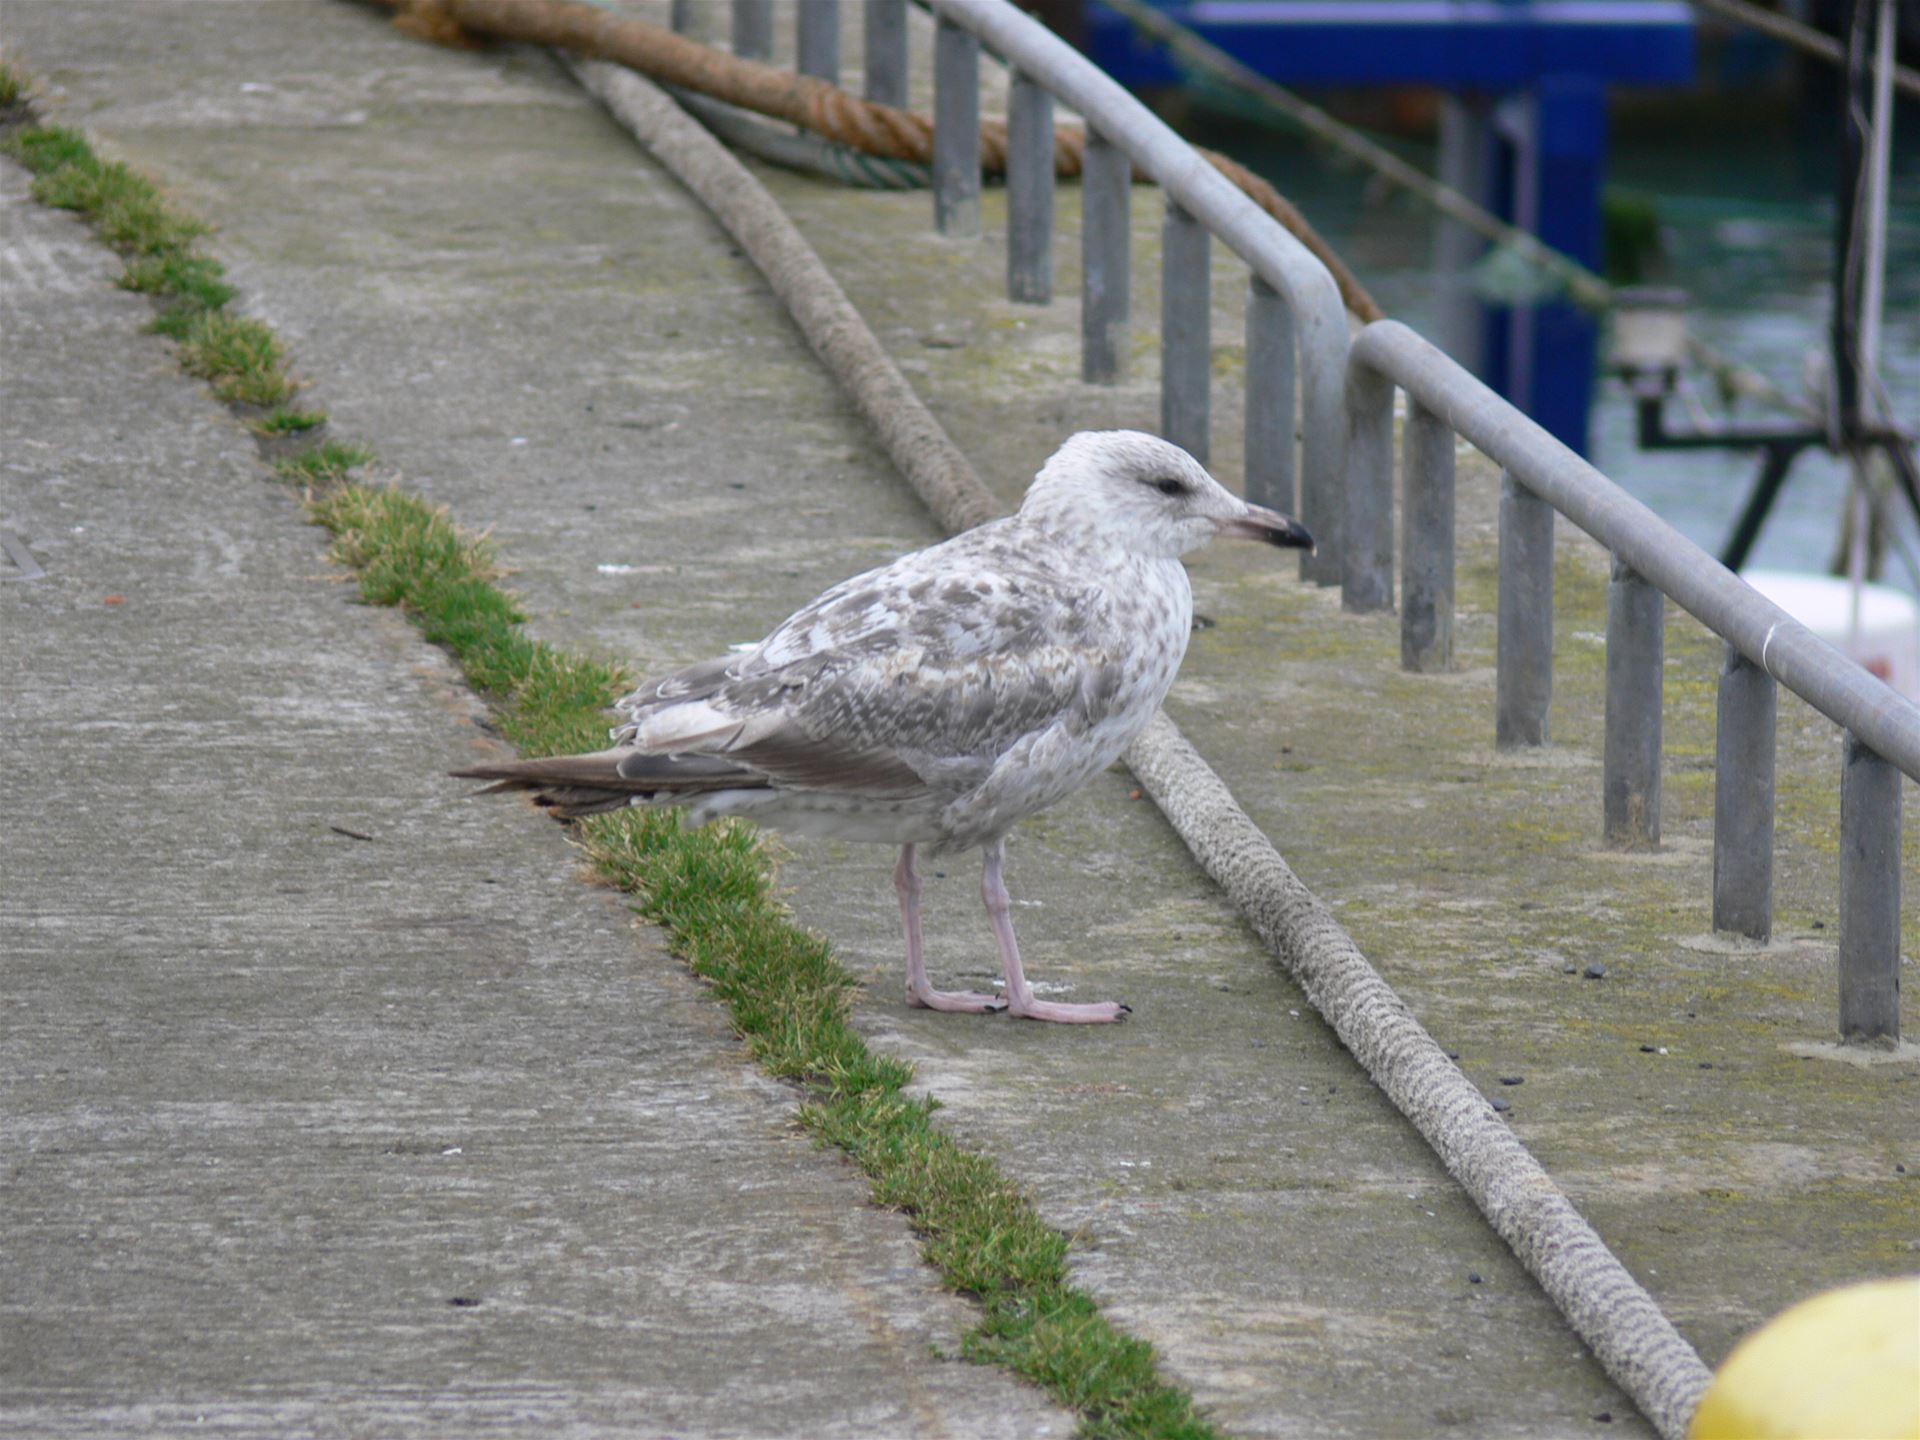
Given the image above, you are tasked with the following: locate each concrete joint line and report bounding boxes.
[565,54,1713,1440]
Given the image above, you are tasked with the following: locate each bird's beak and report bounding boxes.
[1219,503,1314,552]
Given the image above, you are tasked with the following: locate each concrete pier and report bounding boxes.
[4,2,1914,1436]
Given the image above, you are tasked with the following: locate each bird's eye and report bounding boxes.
[1153,477,1190,497]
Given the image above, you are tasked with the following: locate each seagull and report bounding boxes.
[453,430,1311,1023]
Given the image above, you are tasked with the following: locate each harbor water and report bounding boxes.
[1192,103,1920,597]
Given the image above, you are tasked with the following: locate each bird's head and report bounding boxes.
[1019,430,1314,560]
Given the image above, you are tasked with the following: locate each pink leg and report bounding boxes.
[897,844,1005,1014]
[981,840,1129,1024]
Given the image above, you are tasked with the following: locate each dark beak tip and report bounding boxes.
[1225,505,1312,551]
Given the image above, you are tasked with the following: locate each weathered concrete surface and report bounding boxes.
[5,1,1915,1437]
[0,128,1069,1440]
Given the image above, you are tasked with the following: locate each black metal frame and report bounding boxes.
[1627,0,1919,573]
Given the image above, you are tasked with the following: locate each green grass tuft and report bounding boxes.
[0,57,31,111]
[304,478,1227,1439]
[11,126,206,255]
[274,440,374,489]
[121,250,234,308]
[168,307,296,406]
[3,123,89,174]
[0,115,295,409]
[258,406,329,435]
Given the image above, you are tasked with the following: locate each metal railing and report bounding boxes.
[681,0,1349,579]
[1348,320,1913,1041]
[646,4,1347,582]
[919,0,1352,586]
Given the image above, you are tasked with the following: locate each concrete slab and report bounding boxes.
[0,126,1068,1440]
[6,2,1914,1437]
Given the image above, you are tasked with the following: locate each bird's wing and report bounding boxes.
[616,528,1125,801]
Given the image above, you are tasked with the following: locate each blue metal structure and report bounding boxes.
[1085,0,1697,457]
[1086,2,1694,88]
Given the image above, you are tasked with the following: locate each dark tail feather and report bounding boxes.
[451,747,762,822]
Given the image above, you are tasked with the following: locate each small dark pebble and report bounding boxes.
[1499,1076,1524,1086]
[1467,1272,1483,1285]
[1562,963,1578,974]
[1594,1413,1613,1425]
[1639,1045,1657,1053]
[1898,1163,1907,1174]
[1699,1062,1714,1069]
[448,1296,481,1308]
[1446,1051,1460,1061]
[1812,920,1826,930]
[1584,963,1608,979]
[1491,1098,1512,1113]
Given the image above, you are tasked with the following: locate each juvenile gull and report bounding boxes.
[454,430,1311,1023]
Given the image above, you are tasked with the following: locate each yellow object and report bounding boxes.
[1689,1276,1920,1440]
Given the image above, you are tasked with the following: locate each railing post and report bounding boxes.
[1713,642,1776,940]
[1007,70,1053,304]
[797,0,839,83]
[1080,129,1129,384]
[732,0,772,60]
[1604,557,1664,849]
[1245,275,1295,514]
[1298,378,1344,590]
[1839,733,1902,1043]
[1496,470,1554,747]
[863,0,908,108]
[1343,363,1394,613]
[1401,399,1454,670]
[932,13,981,238]
[1161,202,1210,463]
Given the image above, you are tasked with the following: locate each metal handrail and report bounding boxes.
[753,0,1350,579]
[921,0,1352,586]
[1347,319,1913,1041]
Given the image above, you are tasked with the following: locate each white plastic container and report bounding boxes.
[1742,569,1920,702]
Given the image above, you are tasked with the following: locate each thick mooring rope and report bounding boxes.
[372,0,1384,321]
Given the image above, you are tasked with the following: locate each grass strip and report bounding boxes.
[7,87,1227,1439]
[259,406,330,435]
[1,118,294,408]
[275,440,375,487]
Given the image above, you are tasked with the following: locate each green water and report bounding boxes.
[1187,105,1920,594]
